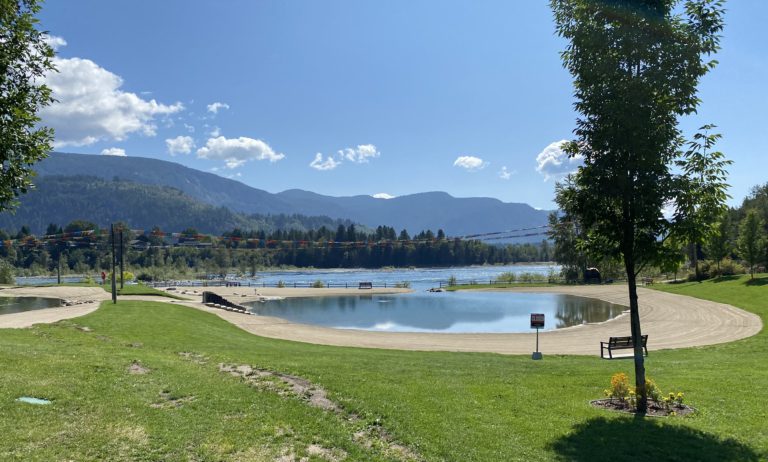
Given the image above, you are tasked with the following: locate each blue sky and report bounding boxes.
[38,1,767,209]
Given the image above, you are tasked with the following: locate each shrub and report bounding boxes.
[311,280,325,288]
[495,272,517,284]
[276,280,286,288]
[394,281,411,288]
[0,259,14,285]
[605,372,631,402]
[447,275,457,286]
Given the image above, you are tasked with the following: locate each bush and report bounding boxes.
[311,280,325,288]
[394,281,411,288]
[518,272,546,283]
[276,280,286,288]
[495,272,517,284]
[604,372,631,402]
[447,275,457,286]
[0,259,15,285]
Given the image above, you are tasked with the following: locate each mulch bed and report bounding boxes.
[590,398,695,417]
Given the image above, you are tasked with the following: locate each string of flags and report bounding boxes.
[1,224,554,250]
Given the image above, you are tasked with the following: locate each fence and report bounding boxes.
[438,277,564,288]
[146,280,399,289]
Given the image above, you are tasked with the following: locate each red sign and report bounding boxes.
[530,313,545,329]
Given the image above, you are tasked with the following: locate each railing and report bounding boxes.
[438,278,564,288]
[146,280,399,289]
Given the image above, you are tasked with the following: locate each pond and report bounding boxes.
[0,297,63,316]
[246,291,626,333]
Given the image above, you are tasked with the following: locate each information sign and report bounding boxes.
[530,313,545,329]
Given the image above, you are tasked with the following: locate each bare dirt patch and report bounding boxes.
[591,398,695,417]
[219,363,422,460]
[128,361,151,375]
[178,351,208,365]
[150,390,196,409]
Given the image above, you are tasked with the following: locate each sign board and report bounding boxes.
[530,313,545,329]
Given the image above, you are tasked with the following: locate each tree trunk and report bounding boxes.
[625,262,647,413]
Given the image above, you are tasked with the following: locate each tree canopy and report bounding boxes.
[550,0,726,413]
[0,0,55,211]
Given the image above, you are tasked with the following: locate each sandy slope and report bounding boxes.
[1,284,762,356]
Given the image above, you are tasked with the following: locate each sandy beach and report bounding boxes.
[1,284,762,356]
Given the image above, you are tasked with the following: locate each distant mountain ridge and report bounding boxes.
[0,175,355,235]
[33,152,552,239]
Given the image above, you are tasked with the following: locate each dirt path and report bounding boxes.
[1,285,762,356]
[186,285,762,355]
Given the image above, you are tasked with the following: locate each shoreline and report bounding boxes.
[0,284,761,356]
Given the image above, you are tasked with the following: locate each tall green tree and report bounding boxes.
[706,214,731,274]
[675,125,732,280]
[738,210,764,279]
[0,0,55,211]
[551,0,725,413]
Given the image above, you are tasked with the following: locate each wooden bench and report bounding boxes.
[600,335,648,359]
[358,282,373,289]
[641,277,654,286]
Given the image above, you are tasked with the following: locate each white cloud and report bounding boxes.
[372,193,396,199]
[196,136,285,169]
[41,53,183,147]
[165,136,195,156]
[101,147,126,157]
[207,102,230,114]
[183,123,195,133]
[339,144,380,163]
[43,35,67,51]
[535,140,583,181]
[309,153,341,171]
[498,166,516,180]
[209,126,221,137]
[453,155,487,171]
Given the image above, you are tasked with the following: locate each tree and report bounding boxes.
[706,214,731,274]
[738,210,765,279]
[551,0,725,413]
[675,125,732,280]
[0,0,55,211]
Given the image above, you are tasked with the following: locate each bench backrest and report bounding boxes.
[609,335,647,347]
[359,282,373,289]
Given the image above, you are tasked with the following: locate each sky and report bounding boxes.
[36,1,768,210]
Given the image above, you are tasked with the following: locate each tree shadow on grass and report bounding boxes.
[549,417,762,462]
[712,275,742,283]
[745,276,768,286]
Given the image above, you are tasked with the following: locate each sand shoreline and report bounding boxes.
[0,284,762,356]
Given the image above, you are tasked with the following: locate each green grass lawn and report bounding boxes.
[109,283,187,299]
[1,275,766,461]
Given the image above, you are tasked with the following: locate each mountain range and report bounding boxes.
[14,152,552,239]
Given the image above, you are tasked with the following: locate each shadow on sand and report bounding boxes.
[549,417,762,462]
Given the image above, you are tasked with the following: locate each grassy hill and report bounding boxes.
[0,276,765,460]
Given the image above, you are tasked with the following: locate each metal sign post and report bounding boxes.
[530,313,544,360]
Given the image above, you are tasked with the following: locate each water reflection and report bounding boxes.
[0,297,62,316]
[247,292,624,333]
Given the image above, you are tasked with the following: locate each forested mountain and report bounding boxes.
[35,152,552,238]
[0,176,354,235]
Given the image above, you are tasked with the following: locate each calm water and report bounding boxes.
[0,297,62,315]
[247,292,626,333]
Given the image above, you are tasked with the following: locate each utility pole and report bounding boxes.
[119,227,124,289]
[110,224,117,304]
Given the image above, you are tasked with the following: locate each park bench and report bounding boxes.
[600,335,648,359]
[641,277,654,286]
[358,282,373,289]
